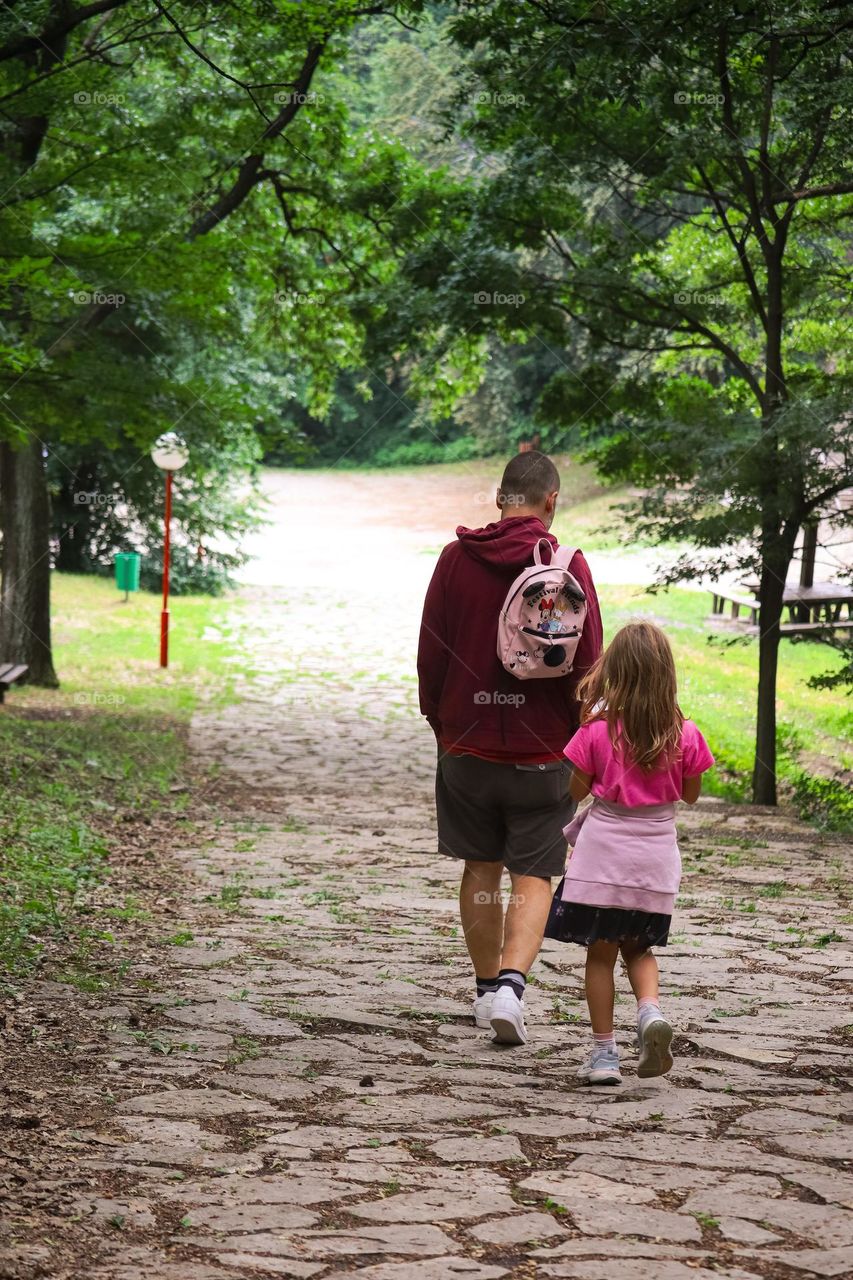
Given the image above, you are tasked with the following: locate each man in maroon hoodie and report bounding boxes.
[418,451,603,1044]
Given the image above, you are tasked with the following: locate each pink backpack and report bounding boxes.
[497,539,588,679]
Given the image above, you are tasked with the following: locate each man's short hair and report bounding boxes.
[498,450,560,508]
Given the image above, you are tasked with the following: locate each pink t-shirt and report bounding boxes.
[564,717,714,806]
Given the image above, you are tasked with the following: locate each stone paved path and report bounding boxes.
[5,469,852,1280]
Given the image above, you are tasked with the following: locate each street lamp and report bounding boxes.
[151,432,189,668]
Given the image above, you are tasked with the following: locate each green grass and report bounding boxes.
[0,574,244,977]
[550,459,656,551]
[48,572,254,714]
[597,583,851,821]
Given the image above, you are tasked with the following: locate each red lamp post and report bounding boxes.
[151,433,189,669]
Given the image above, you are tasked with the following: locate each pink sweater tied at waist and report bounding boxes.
[561,798,681,916]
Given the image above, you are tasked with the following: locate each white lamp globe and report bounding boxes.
[151,432,189,472]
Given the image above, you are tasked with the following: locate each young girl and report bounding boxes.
[545,621,713,1086]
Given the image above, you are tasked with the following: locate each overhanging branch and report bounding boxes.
[0,0,133,63]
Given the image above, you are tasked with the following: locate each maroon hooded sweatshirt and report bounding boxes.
[417,516,603,763]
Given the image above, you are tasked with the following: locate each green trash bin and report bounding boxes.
[115,552,141,599]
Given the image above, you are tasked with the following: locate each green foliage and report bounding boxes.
[49,436,263,594]
[807,630,853,697]
[341,5,468,171]
[0,0,479,571]
[136,546,238,597]
[271,333,566,467]
[438,0,853,802]
[266,368,455,467]
[371,435,483,467]
[443,0,853,520]
[789,771,853,833]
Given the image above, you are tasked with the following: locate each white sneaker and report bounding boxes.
[472,990,496,1029]
[577,1045,622,1086]
[489,987,527,1045]
[637,1015,674,1078]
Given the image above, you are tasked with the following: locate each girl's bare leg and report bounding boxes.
[621,939,672,1077]
[584,939,621,1034]
[619,940,660,1003]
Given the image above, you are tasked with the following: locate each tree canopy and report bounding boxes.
[436,0,853,801]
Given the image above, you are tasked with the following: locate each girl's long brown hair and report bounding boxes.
[577,621,684,771]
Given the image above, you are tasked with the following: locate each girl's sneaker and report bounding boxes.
[472,990,495,1029]
[637,1015,674,1078]
[577,1045,621,1086]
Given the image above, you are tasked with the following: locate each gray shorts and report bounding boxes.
[435,751,574,879]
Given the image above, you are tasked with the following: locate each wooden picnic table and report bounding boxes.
[710,581,853,636]
[0,662,28,701]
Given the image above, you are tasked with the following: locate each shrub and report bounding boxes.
[788,770,853,833]
[371,436,484,467]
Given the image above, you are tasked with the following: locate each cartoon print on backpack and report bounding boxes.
[560,581,585,612]
[508,648,531,671]
[537,592,572,635]
[537,597,556,632]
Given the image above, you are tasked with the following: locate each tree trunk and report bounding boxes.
[752,520,797,805]
[752,232,790,806]
[54,455,100,573]
[0,434,59,686]
[752,566,783,805]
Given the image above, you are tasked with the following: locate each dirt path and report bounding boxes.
[2,471,852,1280]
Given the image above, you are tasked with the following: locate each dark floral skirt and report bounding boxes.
[545,877,671,949]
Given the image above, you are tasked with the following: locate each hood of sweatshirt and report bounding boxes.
[455,516,556,571]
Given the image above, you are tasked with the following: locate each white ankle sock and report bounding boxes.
[638,998,662,1026]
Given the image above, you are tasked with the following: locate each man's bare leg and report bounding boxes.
[501,872,553,974]
[459,859,504,979]
[489,872,553,1045]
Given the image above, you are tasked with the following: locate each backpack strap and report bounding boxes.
[532,538,554,566]
[532,540,581,569]
[553,545,579,569]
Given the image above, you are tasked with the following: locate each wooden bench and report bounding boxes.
[712,580,853,637]
[710,590,760,625]
[780,619,853,637]
[0,663,28,702]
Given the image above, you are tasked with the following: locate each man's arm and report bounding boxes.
[569,766,593,803]
[417,548,451,737]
